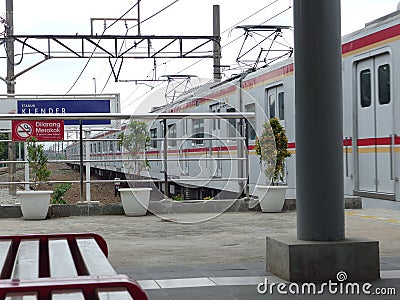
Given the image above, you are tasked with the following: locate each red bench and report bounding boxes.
[0,233,148,300]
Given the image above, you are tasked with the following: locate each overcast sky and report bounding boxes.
[0,0,399,113]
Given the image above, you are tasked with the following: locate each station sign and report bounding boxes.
[17,99,112,126]
[12,120,64,142]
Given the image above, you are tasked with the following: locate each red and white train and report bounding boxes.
[66,8,400,209]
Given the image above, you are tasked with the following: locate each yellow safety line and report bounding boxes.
[345,211,400,224]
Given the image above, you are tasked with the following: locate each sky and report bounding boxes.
[0,0,399,113]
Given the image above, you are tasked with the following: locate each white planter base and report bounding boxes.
[255,185,287,213]
[17,190,52,220]
[119,188,151,216]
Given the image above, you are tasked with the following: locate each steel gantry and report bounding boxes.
[1,34,220,82]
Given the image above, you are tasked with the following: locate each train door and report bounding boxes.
[265,85,285,128]
[355,54,394,197]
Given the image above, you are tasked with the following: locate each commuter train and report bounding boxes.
[66,8,400,209]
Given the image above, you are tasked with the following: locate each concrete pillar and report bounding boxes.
[294,0,345,241]
[266,1,379,282]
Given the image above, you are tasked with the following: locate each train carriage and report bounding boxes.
[66,8,400,209]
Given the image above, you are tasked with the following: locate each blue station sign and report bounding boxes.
[17,99,112,125]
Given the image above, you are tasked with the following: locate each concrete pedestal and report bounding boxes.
[266,235,380,282]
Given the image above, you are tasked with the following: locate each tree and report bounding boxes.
[0,133,8,164]
[26,137,51,190]
[118,120,150,186]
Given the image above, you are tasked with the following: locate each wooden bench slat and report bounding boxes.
[0,240,12,277]
[76,238,117,276]
[97,288,134,300]
[52,290,85,300]
[49,239,78,278]
[11,239,40,280]
[5,292,37,300]
[0,234,148,300]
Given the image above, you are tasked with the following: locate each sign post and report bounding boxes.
[85,130,91,203]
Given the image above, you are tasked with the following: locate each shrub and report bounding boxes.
[254,118,291,185]
[26,137,51,190]
[51,183,72,204]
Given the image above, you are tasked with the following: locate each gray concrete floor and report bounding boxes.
[1,208,400,299]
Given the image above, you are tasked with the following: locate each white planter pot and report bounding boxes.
[17,190,53,220]
[119,188,152,216]
[255,185,287,213]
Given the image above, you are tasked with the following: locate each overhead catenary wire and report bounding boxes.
[178,1,293,75]
[121,0,281,106]
[100,0,181,94]
[66,1,141,94]
[139,0,281,79]
[122,0,292,109]
[128,0,180,31]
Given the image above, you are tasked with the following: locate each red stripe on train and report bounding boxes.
[357,137,400,146]
[342,23,400,54]
[242,64,294,89]
[113,137,400,156]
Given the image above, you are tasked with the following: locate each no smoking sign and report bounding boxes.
[12,120,64,142]
[15,122,33,139]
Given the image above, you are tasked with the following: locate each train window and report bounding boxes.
[182,118,187,136]
[150,128,157,148]
[168,124,177,147]
[269,94,276,118]
[278,92,285,120]
[117,139,121,152]
[210,104,220,131]
[192,119,204,145]
[217,109,221,130]
[245,103,256,141]
[360,69,371,108]
[378,64,390,105]
[227,107,237,138]
[210,105,216,130]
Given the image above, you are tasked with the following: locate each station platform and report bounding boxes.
[0,209,399,299]
[119,259,400,299]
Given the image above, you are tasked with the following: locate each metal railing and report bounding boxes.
[0,112,254,203]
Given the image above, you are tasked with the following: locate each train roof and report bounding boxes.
[152,8,400,114]
[342,9,400,44]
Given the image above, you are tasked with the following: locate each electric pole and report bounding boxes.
[213,5,221,82]
[6,0,16,196]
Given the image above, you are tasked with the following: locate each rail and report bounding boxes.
[0,112,254,203]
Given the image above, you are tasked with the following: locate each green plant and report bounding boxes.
[118,120,150,186]
[203,196,213,200]
[254,118,291,185]
[51,183,72,204]
[172,194,183,201]
[26,137,51,190]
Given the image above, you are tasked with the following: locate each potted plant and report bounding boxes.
[17,137,53,220]
[118,120,152,216]
[254,118,291,212]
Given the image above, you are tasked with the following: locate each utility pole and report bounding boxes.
[6,0,16,196]
[213,5,221,82]
[137,0,141,35]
